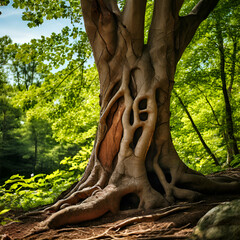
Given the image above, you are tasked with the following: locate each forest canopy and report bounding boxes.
[0,0,239,217]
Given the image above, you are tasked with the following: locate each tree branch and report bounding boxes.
[197,86,221,127]
[147,0,177,77]
[81,0,98,45]
[176,0,219,61]
[174,0,184,18]
[81,0,118,62]
[148,0,175,41]
[122,0,147,56]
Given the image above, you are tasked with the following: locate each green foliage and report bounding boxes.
[171,1,240,173]
[0,209,14,226]
[12,0,82,27]
[0,0,239,216]
[0,81,26,180]
[144,0,153,43]
[230,155,240,168]
[48,66,100,146]
[0,0,9,6]
[0,148,90,212]
[0,31,96,212]
[0,2,96,177]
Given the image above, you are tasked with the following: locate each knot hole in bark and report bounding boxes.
[139,112,148,121]
[110,81,121,99]
[147,171,165,194]
[139,99,147,110]
[139,98,148,121]
[163,169,172,183]
[130,109,134,125]
[120,193,140,210]
[129,127,143,150]
[129,69,138,99]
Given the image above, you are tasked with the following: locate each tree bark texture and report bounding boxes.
[35,0,240,230]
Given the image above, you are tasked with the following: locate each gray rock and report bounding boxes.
[190,199,240,240]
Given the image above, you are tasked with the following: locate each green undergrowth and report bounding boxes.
[0,147,91,225]
[0,209,11,225]
[184,154,240,175]
[0,148,239,226]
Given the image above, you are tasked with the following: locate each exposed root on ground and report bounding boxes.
[85,205,191,240]
[111,206,191,231]
[34,163,240,232]
[84,223,192,240]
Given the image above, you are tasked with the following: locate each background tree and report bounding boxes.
[0,22,94,180]
[0,80,24,180]
[172,0,240,170]
[173,90,220,166]
[215,8,239,164]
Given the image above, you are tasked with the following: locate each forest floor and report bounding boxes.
[1,167,240,240]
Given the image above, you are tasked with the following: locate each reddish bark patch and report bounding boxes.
[98,102,125,171]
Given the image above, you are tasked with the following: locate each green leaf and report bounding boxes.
[0,209,10,215]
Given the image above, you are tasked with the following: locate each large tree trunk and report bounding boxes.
[35,0,240,230]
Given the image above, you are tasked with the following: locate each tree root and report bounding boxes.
[178,172,240,194]
[44,185,102,213]
[17,210,47,220]
[1,234,13,240]
[84,205,192,240]
[24,183,134,233]
[112,206,191,231]
[23,225,50,239]
[36,163,240,232]
[84,224,191,240]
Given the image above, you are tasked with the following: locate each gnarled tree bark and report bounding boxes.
[35,0,240,230]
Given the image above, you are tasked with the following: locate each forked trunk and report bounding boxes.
[65,0,190,210]
[33,0,240,231]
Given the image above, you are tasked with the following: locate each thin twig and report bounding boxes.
[46,60,86,98]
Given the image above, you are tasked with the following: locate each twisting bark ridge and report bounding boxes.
[33,0,240,231]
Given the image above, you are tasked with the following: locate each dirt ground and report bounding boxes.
[1,168,240,240]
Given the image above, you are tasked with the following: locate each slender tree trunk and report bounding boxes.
[0,111,7,178]
[197,87,221,127]
[216,22,239,164]
[34,136,37,172]
[228,40,237,95]
[15,68,21,90]
[1,110,7,142]
[31,126,38,173]
[174,90,219,166]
